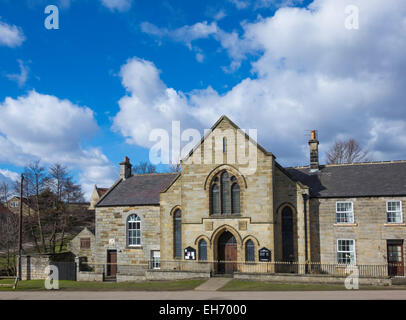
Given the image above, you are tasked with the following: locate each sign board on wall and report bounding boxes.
[259,247,271,262]
[184,246,196,260]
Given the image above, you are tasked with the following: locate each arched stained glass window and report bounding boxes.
[210,171,241,215]
[174,210,182,259]
[221,172,230,214]
[127,214,141,246]
[198,239,207,261]
[231,183,240,214]
[211,184,220,214]
[245,240,255,262]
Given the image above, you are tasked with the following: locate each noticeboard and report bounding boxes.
[184,246,196,260]
[258,247,271,262]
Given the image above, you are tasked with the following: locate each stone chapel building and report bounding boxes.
[72,115,406,281]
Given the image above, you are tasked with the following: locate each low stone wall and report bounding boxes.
[21,256,50,280]
[116,274,146,282]
[233,272,392,286]
[77,272,103,282]
[145,270,210,280]
[20,253,76,280]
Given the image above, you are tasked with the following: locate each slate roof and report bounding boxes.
[287,161,406,198]
[96,173,180,207]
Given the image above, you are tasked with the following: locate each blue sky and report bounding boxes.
[1,0,406,199]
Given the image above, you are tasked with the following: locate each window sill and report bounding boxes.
[333,223,357,227]
[384,223,406,227]
[127,245,142,249]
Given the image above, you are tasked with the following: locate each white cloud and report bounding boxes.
[0,169,19,182]
[0,169,19,195]
[141,21,218,62]
[213,10,227,21]
[113,58,195,147]
[228,0,250,10]
[0,91,117,199]
[228,0,303,10]
[7,60,28,87]
[100,0,132,12]
[254,0,304,9]
[113,0,406,166]
[0,19,25,47]
[141,21,218,49]
[196,53,205,63]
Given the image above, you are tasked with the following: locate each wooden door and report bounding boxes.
[387,241,404,276]
[225,243,237,274]
[217,231,237,274]
[107,250,117,277]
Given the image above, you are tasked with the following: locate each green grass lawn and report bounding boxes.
[219,280,406,291]
[0,279,205,291]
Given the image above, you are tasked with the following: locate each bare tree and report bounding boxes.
[134,161,157,174]
[168,162,181,173]
[327,138,370,164]
[10,161,85,254]
[0,181,11,203]
[58,177,84,252]
[0,210,18,275]
[48,163,68,201]
[23,161,49,252]
[46,163,84,253]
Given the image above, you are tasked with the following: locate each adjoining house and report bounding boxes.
[6,196,35,216]
[67,227,98,281]
[69,115,406,284]
[88,185,108,211]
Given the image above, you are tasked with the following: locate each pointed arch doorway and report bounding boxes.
[217,231,237,274]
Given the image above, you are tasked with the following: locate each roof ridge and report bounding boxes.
[288,159,406,169]
[132,172,180,176]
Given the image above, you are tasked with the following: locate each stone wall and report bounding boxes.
[273,166,309,263]
[313,196,406,265]
[159,117,308,266]
[20,255,50,280]
[90,116,406,281]
[94,205,160,266]
[67,227,95,263]
[116,270,210,282]
[20,253,75,280]
[233,272,391,286]
[77,271,103,282]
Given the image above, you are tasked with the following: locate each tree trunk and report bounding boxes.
[35,197,47,253]
[27,208,41,253]
[59,217,66,253]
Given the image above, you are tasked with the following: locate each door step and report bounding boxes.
[212,273,233,278]
[104,277,117,282]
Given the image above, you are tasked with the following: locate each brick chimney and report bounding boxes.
[120,156,132,180]
[308,130,319,170]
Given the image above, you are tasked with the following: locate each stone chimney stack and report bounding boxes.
[120,156,132,180]
[308,130,319,170]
